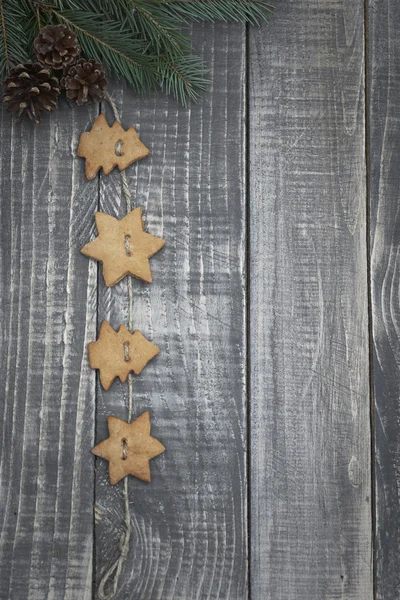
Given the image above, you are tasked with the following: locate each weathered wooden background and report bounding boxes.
[0,1,398,598]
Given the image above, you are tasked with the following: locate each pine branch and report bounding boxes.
[160,52,209,105]
[0,0,273,105]
[167,0,274,25]
[0,1,9,71]
[127,0,190,56]
[54,12,145,69]
[0,0,33,79]
[44,6,160,91]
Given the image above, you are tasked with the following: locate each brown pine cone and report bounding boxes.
[34,24,80,70]
[3,62,61,123]
[61,59,107,105]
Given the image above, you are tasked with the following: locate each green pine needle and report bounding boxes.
[0,0,273,105]
[52,9,159,91]
[168,0,274,26]
[161,53,209,105]
[0,0,33,77]
[127,1,192,56]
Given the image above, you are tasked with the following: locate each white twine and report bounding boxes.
[98,91,134,600]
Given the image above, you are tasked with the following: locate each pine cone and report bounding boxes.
[3,62,61,123]
[61,59,107,105]
[34,24,80,70]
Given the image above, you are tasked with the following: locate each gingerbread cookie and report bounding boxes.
[78,113,150,180]
[89,321,160,390]
[81,208,165,286]
[92,412,165,484]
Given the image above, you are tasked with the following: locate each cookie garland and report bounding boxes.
[80,93,165,599]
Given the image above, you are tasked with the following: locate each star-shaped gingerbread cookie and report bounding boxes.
[78,114,150,180]
[92,412,165,484]
[81,208,165,286]
[89,321,160,390]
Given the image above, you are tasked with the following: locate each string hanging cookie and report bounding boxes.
[83,93,165,600]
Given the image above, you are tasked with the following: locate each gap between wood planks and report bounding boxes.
[245,20,252,600]
[363,0,377,597]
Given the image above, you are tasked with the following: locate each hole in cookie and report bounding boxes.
[115,140,124,156]
[124,234,132,256]
[122,438,128,460]
[124,342,131,362]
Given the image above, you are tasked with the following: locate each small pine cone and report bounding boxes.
[34,24,80,70]
[3,62,61,123]
[61,59,107,105]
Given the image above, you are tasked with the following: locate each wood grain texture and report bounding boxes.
[249,2,372,599]
[0,103,98,599]
[368,1,400,597]
[94,23,247,600]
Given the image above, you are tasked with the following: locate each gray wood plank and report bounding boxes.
[94,23,247,600]
[0,102,98,599]
[368,0,400,597]
[249,2,373,598]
